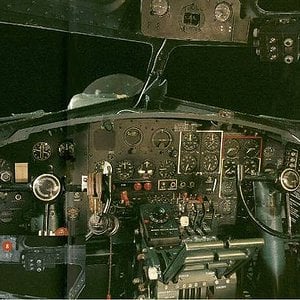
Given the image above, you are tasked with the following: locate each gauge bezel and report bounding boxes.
[214,2,232,22]
[181,132,199,151]
[180,154,197,173]
[124,127,143,147]
[32,174,61,202]
[151,0,169,16]
[138,160,155,178]
[116,160,135,181]
[158,159,176,178]
[202,153,219,172]
[279,168,300,192]
[152,129,173,150]
[244,139,260,157]
[203,132,220,152]
[32,141,52,161]
[224,139,240,158]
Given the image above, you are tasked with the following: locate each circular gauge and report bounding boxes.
[222,179,235,196]
[280,168,300,192]
[224,139,240,158]
[180,154,197,173]
[158,159,176,178]
[32,174,61,202]
[0,159,12,182]
[244,158,259,176]
[202,153,219,172]
[150,206,169,223]
[214,2,232,22]
[244,139,260,157]
[32,142,51,161]
[151,0,169,16]
[138,160,155,179]
[124,127,143,146]
[220,200,232,215]
[203,133,220,152]
[58,141,75,160]
[223,159,236,178]
[116,160,134,181]
[152,129,173,149]
[263,146,275,159]
[182,132,199,151]
[0,210,13,223]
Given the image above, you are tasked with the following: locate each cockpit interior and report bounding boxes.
[0,1,300,299]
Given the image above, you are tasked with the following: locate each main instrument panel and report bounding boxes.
[0,116,298,237]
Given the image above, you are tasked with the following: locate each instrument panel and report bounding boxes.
[0,114,299,299]
[0,116,298,237]
[140,0,251,42]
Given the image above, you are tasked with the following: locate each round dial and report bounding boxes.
[0,210,13,223]
[244,158,259,176]
[138,160,155,179]
[124,127,143,146]
[263,146,275,159]
[202,154,219,172]
[222,179,235,196]
[215,2,232,22]
[149,206,169,223]
[182,132,199,151]
[151,0,169,16]
[203,133,220,152]
[32,174,61,202]
[223,159,236,178]
[116,160,134,180]
[244,139,260,157]
[32,142,51,161]
[152,129,173,149]
[220,200,233,215]
[58,141,75,159]
[180,154,197,173]
[280,168,300,192]
[0,159,12,182]
[224,139,240,157]
[158,159,176,178]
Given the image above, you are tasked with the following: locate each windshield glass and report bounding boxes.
[165,46,300,119]
[0,23,299,120]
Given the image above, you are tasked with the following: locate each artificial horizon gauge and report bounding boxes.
[203,132,220,151]
[32,141,51,161]
[152,129,173,149]
[116,160,134,180]
[181,132,199,151]
[124,127,143,146]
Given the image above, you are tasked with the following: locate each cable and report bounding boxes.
[133,39,167,109]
